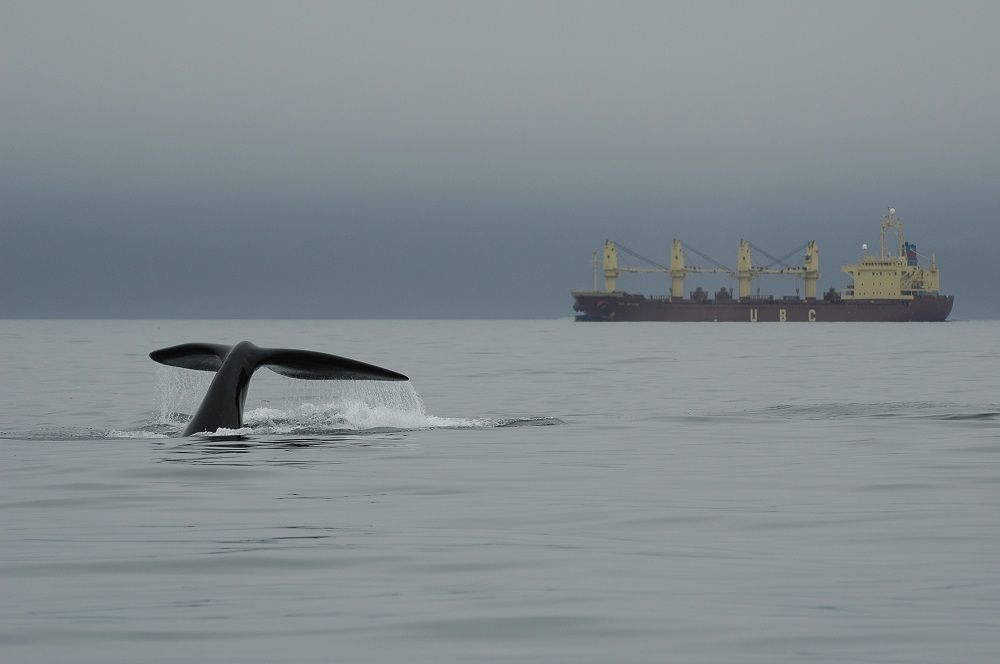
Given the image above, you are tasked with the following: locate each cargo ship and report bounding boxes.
[572,209,953,322]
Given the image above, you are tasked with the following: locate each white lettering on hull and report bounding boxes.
[749,308,758,322]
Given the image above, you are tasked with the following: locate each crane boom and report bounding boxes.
[598,238,819,300]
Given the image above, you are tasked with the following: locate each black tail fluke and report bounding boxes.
[149,343,407,381]
[149,341,408,435]
[258,348,408,381]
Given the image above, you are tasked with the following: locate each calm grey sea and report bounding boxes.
[1,319,998,663]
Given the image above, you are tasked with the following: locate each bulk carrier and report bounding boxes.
[572,209,953,322]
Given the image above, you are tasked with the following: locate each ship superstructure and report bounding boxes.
[571,208,953,322]
[840,209,941,300]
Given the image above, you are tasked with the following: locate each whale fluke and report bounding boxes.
[150,340,407,436]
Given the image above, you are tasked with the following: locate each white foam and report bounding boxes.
[187,405,492,436]
[241,400,492,433]
[191,427,253,437]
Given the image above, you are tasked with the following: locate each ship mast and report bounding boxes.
[880,207,905,261]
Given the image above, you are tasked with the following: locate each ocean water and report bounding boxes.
[1,319,998,663]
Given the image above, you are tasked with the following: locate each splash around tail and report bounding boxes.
[149,341,408,436]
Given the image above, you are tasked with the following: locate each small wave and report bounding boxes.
[107,429,171,439]
[0,426,107,441]
[735,402,1000,421]
[938,412,1000,421]
[0,426,170,441]
[494,416,564,427]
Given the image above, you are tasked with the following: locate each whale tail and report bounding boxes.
[150,341,407,435]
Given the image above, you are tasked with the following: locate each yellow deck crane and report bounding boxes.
[597,238,819,301]
[737,239,820,300]
[599,240,733,297]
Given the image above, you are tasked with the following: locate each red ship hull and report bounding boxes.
[571,292,954,322]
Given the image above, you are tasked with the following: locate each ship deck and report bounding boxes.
[571,291,954,322]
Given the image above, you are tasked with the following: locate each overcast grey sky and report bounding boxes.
[2,0,998,318]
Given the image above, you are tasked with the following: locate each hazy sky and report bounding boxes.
[3,1,998,318]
